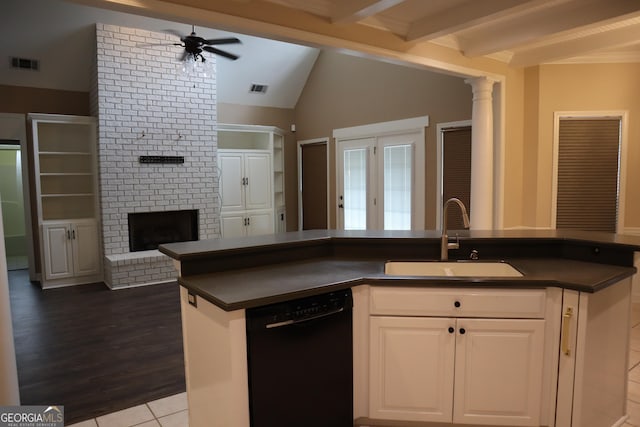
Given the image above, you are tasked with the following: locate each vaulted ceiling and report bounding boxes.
[3,0,639,108]
[255,0,640,66]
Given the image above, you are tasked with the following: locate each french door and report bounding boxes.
[337,132,420,230]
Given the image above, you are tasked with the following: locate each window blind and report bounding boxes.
[556,119,620,233]
[442,126,471,230]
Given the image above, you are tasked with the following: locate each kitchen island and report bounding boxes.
[160,229,640,427]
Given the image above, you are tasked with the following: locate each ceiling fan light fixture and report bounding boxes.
[180,53,215,78]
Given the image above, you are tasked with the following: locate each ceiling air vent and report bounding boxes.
[249,83,268,94]
[10,57,39,71]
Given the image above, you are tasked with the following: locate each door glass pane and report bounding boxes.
[383,144,412,230]
[343,148,367,230]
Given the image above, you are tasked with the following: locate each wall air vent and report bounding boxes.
[249,83,268,94]
[10,57,39,71]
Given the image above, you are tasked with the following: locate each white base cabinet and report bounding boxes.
[453,318,544,425]
[556,279,631,427]
[369,316,455,422]
[368,287,546,426]
[41,219,100,286]
[220,210,274,238]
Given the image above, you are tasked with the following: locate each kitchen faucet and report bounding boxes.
[441,197,470,261]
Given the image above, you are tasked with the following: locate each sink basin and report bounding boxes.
[384,261,523,277]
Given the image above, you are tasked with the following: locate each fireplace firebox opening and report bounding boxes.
[128,209,198,252]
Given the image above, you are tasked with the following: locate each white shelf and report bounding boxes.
[30,113,99,223]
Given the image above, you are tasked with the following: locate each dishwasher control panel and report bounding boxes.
[246,289,353,330]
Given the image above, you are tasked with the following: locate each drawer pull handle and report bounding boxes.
[562,307,573,356]
[454,301,461,308]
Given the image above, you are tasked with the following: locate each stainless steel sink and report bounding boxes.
[384,261,523,277]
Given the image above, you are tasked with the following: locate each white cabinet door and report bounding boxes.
[244,153,271,210]
[221,213,247,238]
[453,318,544,426]
[369,316,455,422]
[42,223,73,280]
[247,210,274,236]
[219,153,245,211]
[72,220,100,277]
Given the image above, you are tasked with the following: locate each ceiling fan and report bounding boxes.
[165,25,241,62]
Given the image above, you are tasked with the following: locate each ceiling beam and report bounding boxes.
[331,0,405,24]
[406,0,554,42]
[459,0,640,57]
[510,21,640,66]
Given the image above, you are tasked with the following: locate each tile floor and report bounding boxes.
[66,393,188,427]
[67,303,640,427]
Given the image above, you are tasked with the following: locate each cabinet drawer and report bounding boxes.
[370,287,546,319]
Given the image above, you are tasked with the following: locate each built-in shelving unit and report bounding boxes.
[29,113,102,288]
[217,124,286,237]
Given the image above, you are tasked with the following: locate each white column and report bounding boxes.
[0,195,20,405]
[465,76,495,230]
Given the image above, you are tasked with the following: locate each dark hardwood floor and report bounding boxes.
[7,269,186,425]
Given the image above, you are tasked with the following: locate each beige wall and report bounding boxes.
[526,63,640,229]
[218,103,297,231]
[294,50,473,229]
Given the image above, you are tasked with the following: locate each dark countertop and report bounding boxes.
[177,257,634,311]
[160,230,640,311]
[160,229,640,261]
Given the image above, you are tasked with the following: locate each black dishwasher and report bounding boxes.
[246,289,353,427]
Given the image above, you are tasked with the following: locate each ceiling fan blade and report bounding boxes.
[204,37,241,45]
[179,50,189,62]
[203,46,239,60]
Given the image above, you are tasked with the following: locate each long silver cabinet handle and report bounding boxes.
[265,307,345,329]
[561,307,574,356]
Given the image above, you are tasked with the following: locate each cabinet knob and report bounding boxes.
[454,301,461,308]
[448,327,455,334]
[459,328,466,335]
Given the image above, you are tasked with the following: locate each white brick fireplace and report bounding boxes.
[91,23,220,288]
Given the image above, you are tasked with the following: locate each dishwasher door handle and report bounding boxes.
[265,307,345,329]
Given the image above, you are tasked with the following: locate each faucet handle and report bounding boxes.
[447,233,460,250]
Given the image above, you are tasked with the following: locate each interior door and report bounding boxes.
[442,126,471,230]
[301,142,328,229]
